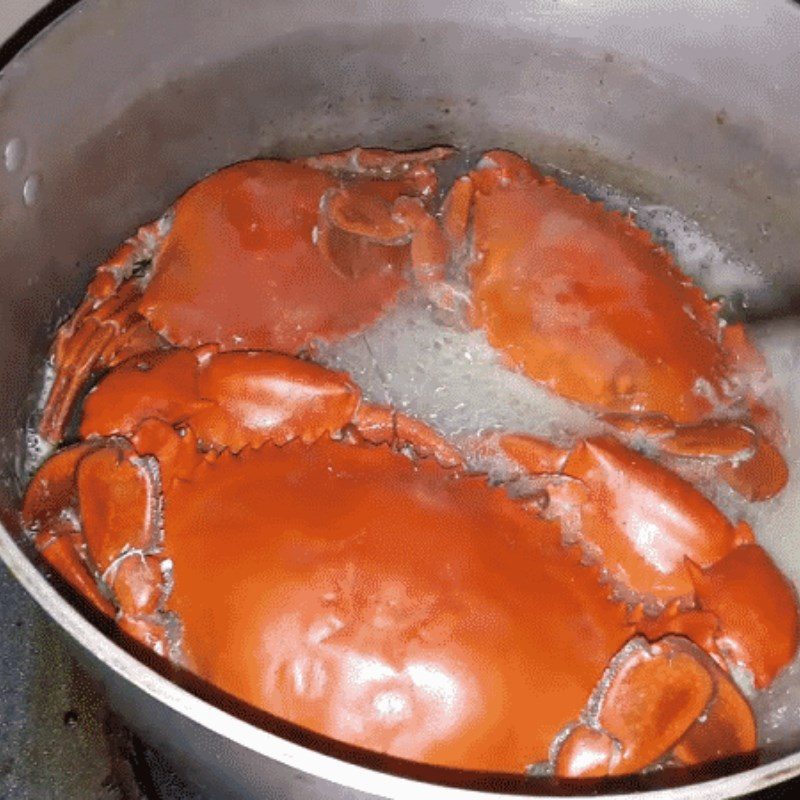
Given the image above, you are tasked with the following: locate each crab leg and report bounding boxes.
[353,403,464,467]
[441,175,474,252]
[76,444,173,654]
[24,442,116,618]
[718,437,789,502]
[499,431,799,686]
[604,415,755,456]
[80,348,361,451]
[633,545,800,690]
[672,665,759,765]
[554,636,756,777]
[316,181,451,306]
[24,438,175,656]
[35,530,116,616]
[39,223,164,443]
[496,433,570,474]
[301,146,454,181]
[80,345,467,472]
[605,414,788,502]
[392,195,450,286]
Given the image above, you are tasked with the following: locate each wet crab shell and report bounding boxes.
[22,142,799,778]
[163,437,634,771]
[444,152,742,423]
[24,430,760,775]
[441,150,789,502]
[25,341,780,780]
[38,147,453,443]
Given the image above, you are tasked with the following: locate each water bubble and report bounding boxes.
[22,173,41,207]
[4,138,24,172]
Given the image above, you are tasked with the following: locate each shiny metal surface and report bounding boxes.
[2,1,800,797]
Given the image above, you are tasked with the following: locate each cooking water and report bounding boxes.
[23,160,800,759]
[317,166,800,756]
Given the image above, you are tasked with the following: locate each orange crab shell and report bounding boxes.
[162,437,635,771]
[38,147,453,444]
[24,428,759,776]
[143,160,399,353]
[445,152,738,424]
[497,431,800,688]
[24,329,771,779]
[22,137,793,776]
[442,150,788,503]
[141,146,452,354]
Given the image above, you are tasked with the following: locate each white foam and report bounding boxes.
[739,321,800,584]
[636,205,768,305]
[22,360,57,477]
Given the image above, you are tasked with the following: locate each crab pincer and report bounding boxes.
[497,432,799,692]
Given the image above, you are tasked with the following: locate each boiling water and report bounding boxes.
[23,159,800,756]
[318,170,800,751]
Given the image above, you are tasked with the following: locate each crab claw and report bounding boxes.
[81,348,361,452]
[498,433,570,474]
[23,441,101,531]
[441,175,474,251]
[554,636,756,777]
[318,189,450,295]
[533,436,747,602]
[111,551,172,656]
[558,437,752,600]
[718,437,789,502]
[606,413,788,503]
[634,604,723,667]
[76,444,162,573]
[129,419,200,489]
[22,441,115,615]
[75,442,172,653]
[392,195,451,287]
[686,544,800,688]
[672,664,759,765]
[316,185,413,281]
[606,414,758,460]
[34,528,115,617]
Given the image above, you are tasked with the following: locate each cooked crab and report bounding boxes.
[23,349,797,776]
[39,146,453,442]
[440,150,788,503]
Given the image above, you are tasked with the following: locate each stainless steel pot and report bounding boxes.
[2,1,800,797]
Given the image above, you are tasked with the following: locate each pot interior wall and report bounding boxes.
[2,1,800,795]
